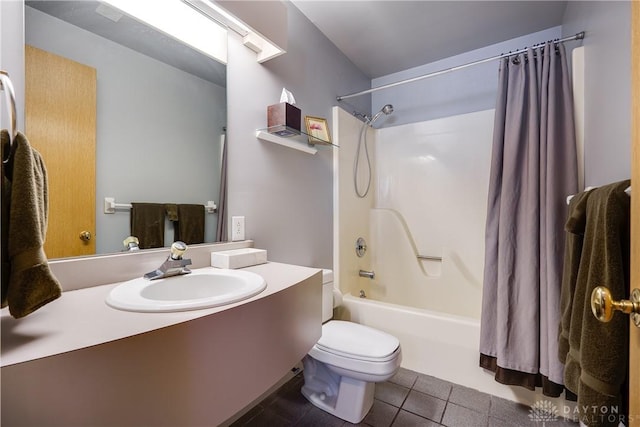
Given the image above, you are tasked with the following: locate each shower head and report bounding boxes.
[369,104,394,126]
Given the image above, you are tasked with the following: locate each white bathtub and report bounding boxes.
[339,293,575,410]
[333,107,574,414]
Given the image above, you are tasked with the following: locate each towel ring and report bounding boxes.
[0,70,18,164]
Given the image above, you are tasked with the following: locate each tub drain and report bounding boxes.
[359,290,367,298]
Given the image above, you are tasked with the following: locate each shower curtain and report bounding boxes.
[215,134,228,242]
[479,43,578,396]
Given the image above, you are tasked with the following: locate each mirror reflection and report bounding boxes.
[24,1,227,259]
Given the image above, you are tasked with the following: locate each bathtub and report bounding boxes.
[338,292,575,410]
[333,107,574,414]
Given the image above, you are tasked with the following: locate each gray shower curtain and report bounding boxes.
[479,43,578,395]
[215,134,228,242]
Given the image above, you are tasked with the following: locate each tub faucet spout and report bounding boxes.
[144,241,192,280]
[359,270,375,279]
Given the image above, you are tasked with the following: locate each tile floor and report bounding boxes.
[231,368,579,426]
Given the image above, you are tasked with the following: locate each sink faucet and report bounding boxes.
[144,241,192,280]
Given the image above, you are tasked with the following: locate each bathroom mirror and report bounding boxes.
[24,1,228,258]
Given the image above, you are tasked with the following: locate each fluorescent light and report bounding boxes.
[102,0,227,64]
[184,0,286,63]
[184,0,250,36]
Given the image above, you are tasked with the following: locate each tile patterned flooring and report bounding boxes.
[231,368,579,426]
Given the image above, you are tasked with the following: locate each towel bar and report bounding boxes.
[104,197,217,214]
[566,185,630,205]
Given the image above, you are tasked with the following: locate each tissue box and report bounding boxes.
[211,248,267,269]
[267,102,301,136]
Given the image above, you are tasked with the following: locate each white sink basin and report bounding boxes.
[106,268,267,312]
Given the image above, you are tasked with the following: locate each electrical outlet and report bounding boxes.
[231,216,245,241]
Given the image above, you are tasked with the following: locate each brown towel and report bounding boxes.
[561,180,630,427]
[175,204,205,245]
[1,130,62,318]
[558,189,592,361]
[130,203,166,249]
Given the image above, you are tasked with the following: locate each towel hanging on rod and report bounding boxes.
[103,197,217,214]
[566,186,596,205]
[566,184,631,205]
[0,70,18,164]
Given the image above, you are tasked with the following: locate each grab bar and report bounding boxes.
[417,255,442,261]
[0,70,17,163]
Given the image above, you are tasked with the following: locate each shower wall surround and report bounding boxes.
[372,109,494,318]
[332,107,377,295]
[334,107,493,319]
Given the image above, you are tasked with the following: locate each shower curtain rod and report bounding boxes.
[336,31,585,101]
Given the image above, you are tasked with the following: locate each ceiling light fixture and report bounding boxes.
[102,0,228,64]
[183,0,286,63]
[182,0,249,36]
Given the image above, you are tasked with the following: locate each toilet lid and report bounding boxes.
[316,321,399,361]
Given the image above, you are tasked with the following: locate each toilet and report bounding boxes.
[301,269,402,423]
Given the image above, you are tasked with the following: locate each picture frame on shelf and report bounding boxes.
[304,116,331,145]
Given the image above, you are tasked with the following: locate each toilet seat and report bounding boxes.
[303,270,402,424]
[308,321,401,379]
[315,321,399,362]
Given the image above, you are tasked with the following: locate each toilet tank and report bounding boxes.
[322,269,335,322]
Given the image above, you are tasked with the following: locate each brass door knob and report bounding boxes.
[591,286,640,327]
[79,230,92,242]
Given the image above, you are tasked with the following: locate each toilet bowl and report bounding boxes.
[301,270,401,423]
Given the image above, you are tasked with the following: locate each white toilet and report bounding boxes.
[301,270,402,423]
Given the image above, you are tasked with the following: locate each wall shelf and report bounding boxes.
[256,126,338,155]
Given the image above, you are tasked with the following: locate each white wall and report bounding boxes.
[26,7,226,253]
[226,3,370,269]
[562,1,631,187]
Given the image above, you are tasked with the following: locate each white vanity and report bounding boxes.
[1,243,322,426]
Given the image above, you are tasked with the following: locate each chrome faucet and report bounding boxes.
[144,241,192,280]
[359,269,375,279]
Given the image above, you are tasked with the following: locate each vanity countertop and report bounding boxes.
[1,262,321,367]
